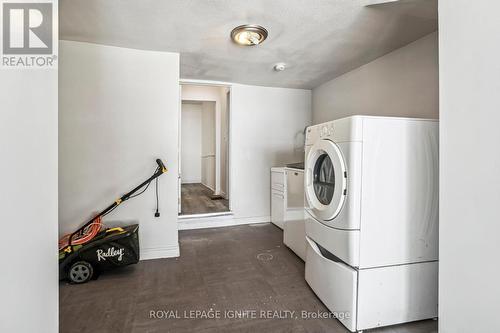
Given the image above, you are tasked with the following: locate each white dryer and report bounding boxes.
[304,116,439,332]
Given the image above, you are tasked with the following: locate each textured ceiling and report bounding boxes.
[60,0,438,89]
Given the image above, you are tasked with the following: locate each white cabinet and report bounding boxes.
[271,168,285,192]
[284,218,306,261]
[271,190,285,228]
[285,169,305,220]
[271,167,286,229]
[284,169,306,260]
[271,167,307,261]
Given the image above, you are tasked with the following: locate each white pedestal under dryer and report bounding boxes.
[304,116,439,332]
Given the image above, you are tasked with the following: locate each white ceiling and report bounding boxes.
[60,0,437,89]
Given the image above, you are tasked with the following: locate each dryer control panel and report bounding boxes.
[306,121,335,145]
[319,123,335,138]
[306,116,363,145]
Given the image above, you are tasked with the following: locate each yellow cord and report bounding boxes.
[106,227,125,233]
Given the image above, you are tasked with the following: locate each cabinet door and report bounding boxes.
[271,190,285,229]
[286,170,304,209]
[271,170,285,192]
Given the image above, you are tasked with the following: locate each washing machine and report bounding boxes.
[304,116,439,332]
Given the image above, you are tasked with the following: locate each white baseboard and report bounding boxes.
[178,215,271,230]
[140,244,179,260]
[201,182,215,192]
[181,180,201,184]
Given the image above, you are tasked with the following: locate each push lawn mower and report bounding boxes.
[59,159,168,284]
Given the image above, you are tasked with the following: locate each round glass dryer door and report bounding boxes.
[306,139,347,222]
[313,154,335,205]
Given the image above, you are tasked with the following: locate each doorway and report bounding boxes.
[178,83,231,217]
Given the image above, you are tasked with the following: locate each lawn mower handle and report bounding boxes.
[67,159,167,248]
[156,159,167,173]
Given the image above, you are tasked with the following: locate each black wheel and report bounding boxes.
[68,261,94,284]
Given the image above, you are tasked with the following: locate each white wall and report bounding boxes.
[312,32,438,124]
[201,101,216,190]
[59,41,180,259]
[1,66,58,333]
[181,102,202,183]
[439,2,500,332]
[230,84,311,220]
[0,37,58,333]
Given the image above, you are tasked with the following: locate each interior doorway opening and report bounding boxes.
[178,83,231,217]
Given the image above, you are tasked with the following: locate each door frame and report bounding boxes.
[178,79,233,215]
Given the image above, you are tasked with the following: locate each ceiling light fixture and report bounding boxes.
[231,24,268,46]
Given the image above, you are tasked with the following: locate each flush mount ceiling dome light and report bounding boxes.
[231,24,268,46]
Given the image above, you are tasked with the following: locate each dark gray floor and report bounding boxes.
[60,223,438,333]
[180,183,230,215]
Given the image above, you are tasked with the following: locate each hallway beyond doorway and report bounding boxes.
[179,83,231,216]
[180,183,229,215]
